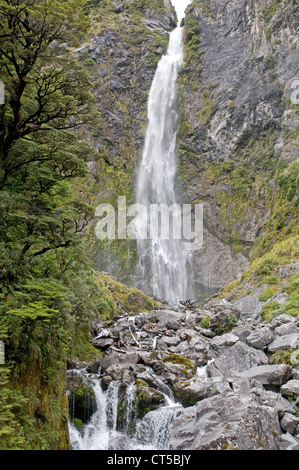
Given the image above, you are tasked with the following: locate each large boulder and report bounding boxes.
[235,364,293,386]
[136,380,166,419]
[246,327,275,349]
[267,334,299,353]
[173,377,231,407]
[169,386,282,450]
[208,341,268,377]
[280,380,299,400]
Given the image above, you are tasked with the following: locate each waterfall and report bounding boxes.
[135,26,193,305]
[69,378,180,451]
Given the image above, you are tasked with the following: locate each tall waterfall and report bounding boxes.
[135,26,193,304]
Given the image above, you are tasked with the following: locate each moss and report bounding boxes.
[73,418,84,432]
[282,274,299,295]
[259,286,280,302]
[260,301,281,321]
[198,86,217,126]
[163,354,197,376]
[96,272,160,316]
[263,1,283,26]
[269,349,294,366]
[200,317,210,329]
[136,380,165,419]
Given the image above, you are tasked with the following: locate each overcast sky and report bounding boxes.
[171,0,193,22]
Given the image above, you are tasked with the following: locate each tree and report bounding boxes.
[0,0,97,281]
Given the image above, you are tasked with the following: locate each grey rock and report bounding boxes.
[280,380,299,400]
[279,433,299,451]
[86,361,102,374]
[91,337,114,349]
[152,309,184,325]
[232,323,253,343]
[246,327,275,349]
[269,314,297,330]
[100,352,139,371]
[174,376,231,407]
[209,342,268,377]
[235,364,293,386]
[233,293,264,320]
[169,388,282,450]
[280,413,299,435]
[209,333,239,354]
[159,335,182,347]
[268,334,299,353]
[274,322,299,337]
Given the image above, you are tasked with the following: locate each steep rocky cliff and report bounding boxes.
[81,0,298,305]
[179,0,298,295]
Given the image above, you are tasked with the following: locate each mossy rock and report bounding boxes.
[97,272,160,316]
[136,380,165,419]
[163,354,197,378]
[69,384,97,424]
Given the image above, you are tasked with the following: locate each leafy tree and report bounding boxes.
[0,0,97,281]
[0,1,104,449]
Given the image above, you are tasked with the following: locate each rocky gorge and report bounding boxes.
[0,0,298,453]
[61,0,299,451]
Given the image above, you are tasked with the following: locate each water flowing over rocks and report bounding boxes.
[68,298,299,450]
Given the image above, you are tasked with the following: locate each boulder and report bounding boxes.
[280,413,299,435]
[173,377,231,407]
[136,379,166,419]
[267,334,299,353]
[246,327,275,349]
[100,352,140,371]
[91,337,114,350]
[280,380,299,400]
[235,364,293,386]
[169,387,282,450]
[274,322,299,337]
[208,342,268,377]
[269,315,297,330]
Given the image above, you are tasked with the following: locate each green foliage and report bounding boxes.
[259,286,279,302]
[0,0,117,450]
[263,1,282,25]
[260,301,281,322]
[200,317,210,329]
[0,366,27,450]
[183,14,203,65]
[269,349,294,366]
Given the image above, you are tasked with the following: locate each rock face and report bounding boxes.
[178,0,299,292]
[67,298,299,450]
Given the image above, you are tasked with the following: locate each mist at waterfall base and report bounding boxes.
[135,26,195,305]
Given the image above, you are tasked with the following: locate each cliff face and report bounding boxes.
[179,0,299,294]
[81,0,298,306]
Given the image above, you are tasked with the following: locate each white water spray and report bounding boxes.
[135,26,193,304]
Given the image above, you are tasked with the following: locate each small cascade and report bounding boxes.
[69,377,181,451]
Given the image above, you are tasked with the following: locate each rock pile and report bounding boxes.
[68,300,299,450]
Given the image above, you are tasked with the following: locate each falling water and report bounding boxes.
[135,26,193,304]
[69,378,180,451]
